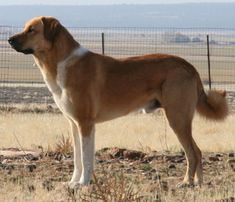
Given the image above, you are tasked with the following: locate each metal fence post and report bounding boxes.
[207,35,212,90]
[102,32,105,55]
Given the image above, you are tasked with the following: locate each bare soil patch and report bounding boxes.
[0,147,234,201]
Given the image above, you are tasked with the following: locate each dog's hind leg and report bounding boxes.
[162,76,200,187]
[192,139,203,185]
[165,109,197,187]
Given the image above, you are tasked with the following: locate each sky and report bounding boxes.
[1,0,235,5]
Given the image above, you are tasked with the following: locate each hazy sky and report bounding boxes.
[1,0,235,5]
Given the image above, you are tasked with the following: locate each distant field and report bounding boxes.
[1,41,235,85]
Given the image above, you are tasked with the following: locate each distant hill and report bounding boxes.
[0,3,235,28]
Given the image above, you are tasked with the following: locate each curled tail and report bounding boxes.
[196,75,229,120]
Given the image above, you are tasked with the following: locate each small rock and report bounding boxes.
[28,184,35,192]
[26,154,39,161]
[46,105,53,111]
[227,159,235,164]
[215,153,223,158]
[96,159,105,164]
[208,156,220,162]
[174,157,185,163]
[2,159,9,164]
[109,148,126,159]
[125,168,132,173]
[0,155,4,162]
[4,164,15,175]
[227,159,235,171]
[144,172,153,180]
[150,168,156,173]
[228,153,234,158]
[143,155,155,163]
[123,150,146,160]
[7,168,13,175]
[54,153,63,161]
[55,166,64,172]
[164,154,184,163]
[215,197,235,202]
[5,164,15,170]
[160,181,169,191]
[63,158,73,164]
[168,164,176,169]
[153,174,161,181]
[42,180,54,191]
[25,164,36,172]
[23,95,31,99]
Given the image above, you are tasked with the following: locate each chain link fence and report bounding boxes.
[0,27,235,111]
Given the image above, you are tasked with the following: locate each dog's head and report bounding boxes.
[8,16,62,54]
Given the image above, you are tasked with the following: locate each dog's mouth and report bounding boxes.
[8,37,34,55]
[10,45,34,55]
[20,48,34,54]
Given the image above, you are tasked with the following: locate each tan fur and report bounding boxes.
[8,16,229,187]
[197,89,228,120]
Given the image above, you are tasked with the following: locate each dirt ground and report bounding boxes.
[0,147,234,202]
[0,85,235,112]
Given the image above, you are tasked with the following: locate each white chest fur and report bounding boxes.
[34,46,88,119]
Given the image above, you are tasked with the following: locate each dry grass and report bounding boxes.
[79,172,142,202]
[0,110,235,153]
[0,109,234,202]
[0,163,234,202]
[54,134,73,156]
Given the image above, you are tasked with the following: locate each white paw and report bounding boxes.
[66,181,81,190]
[66,179,90,190]
[176,181,194,188]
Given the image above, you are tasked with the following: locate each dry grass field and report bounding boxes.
[0,111,234,201]
[0,110,235,152]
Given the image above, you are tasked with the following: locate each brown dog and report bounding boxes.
[8,16,228,188]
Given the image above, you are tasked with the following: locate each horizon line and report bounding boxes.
[0,2,235,6]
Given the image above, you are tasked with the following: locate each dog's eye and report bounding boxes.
[27,27,34,33]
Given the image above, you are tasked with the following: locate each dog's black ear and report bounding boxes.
[41,17,61,42]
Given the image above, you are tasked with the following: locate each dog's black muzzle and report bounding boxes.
[8,36,34,54]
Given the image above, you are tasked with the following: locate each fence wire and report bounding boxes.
[0,27,235,110]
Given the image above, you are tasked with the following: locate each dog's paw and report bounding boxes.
[63,181,81,190]
[176,181,194,188]
[66,179,90,190]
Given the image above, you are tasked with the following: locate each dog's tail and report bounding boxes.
[196,74,229,120]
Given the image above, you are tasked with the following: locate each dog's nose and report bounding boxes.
[8,37,16,45]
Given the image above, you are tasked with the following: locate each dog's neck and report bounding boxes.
[33,29,80,80]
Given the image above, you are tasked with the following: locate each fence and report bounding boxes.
[0,26,235,110]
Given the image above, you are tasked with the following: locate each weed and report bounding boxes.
[139,164,153,172]
[79,170,142,202]
[54,134,72,156]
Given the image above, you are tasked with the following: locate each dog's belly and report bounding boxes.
[95,96,155,122]
[96,109,129,122]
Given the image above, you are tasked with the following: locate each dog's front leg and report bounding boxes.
[78,122,95,186]
[67,119,82,189]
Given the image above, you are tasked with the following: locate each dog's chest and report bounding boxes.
[54,63,74,116]
[34,47,88,119]
[37,61,74,118]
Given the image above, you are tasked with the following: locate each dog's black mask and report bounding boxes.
[8,37,34,55]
